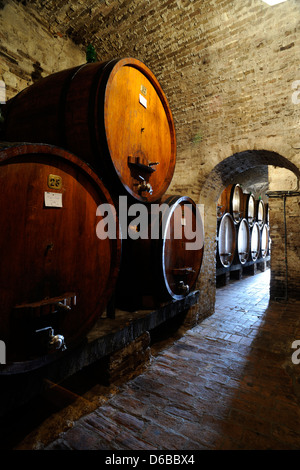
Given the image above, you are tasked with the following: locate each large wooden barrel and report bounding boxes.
[217,213,236,268]
[116,195,204,310]
[250,222,260,261]
[3,58,176,203]
[217,184,244,223]
[256,199,265,229]
[260,223,270,258]
[244,193,256,227]
[236,218,250,265]
[0,143,121,366]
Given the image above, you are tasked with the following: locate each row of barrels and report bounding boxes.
[217,184,270,269]
[0,58,204,367]
[217,183,269,228]
[217,213,270,269]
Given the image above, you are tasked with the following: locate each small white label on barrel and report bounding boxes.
[181,218,186,226]
[44,192,63,208]
[139,94,147,108]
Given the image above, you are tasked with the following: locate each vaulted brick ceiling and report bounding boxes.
[13,0,300,194]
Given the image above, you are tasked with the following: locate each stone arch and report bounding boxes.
[194,149,300,322]
[201,149,300,206]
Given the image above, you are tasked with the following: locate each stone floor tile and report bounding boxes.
[11,269,300,450]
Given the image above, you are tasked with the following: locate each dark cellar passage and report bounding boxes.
[10,269,300,450]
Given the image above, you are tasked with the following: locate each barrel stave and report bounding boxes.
[0,143,121,364]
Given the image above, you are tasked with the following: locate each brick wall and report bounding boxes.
[1,0,299,316]
[268,167,300,300]
[0,1,85,98]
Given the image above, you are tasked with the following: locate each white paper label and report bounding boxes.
[44,192,63,208]
[181,218,186,226]
[139,94,147,108]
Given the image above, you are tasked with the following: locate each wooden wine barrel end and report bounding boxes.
[250,222,260,261]
[3,58,176,203]
[256,199,265,229]
[265,203,269,225]
[237,218,250,265]
[217,184,243,223]
[217,185,230,219]
[116,195,204,310]
[160,195,204,301]
[230,184,244,224]
[244,193,256,227]
[103,58,176,203]
[0,143,121,366]
[217,213,236,268]
[260,223,269,259]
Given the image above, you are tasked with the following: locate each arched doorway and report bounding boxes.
[195,149,300,321]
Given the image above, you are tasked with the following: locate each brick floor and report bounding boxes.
[17,270,300,449]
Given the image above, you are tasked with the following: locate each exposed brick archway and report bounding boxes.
[201,149,300,205]
[192,149,300,323]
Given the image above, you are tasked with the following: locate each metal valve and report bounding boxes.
[137,176,153,194]
[48,330,66,351]
[221,252,232,267]
[177,281,190,295]
[35,326,66,353]
[232,210,242,223]
[56,301,71,312]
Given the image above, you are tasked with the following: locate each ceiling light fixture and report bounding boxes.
[261,0,287,5]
